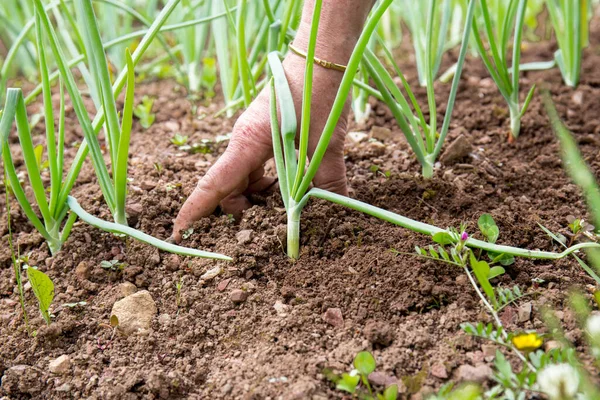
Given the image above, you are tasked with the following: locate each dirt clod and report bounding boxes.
[364,320,394,347]
[440,134,472,165]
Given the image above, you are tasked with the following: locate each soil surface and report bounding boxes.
[2,25,600,400]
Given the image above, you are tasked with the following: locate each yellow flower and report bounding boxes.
[511,332,543,352]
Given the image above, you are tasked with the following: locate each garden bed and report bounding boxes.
[1,32,600,399]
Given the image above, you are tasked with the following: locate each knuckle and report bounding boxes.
[195,169,226,198]
[316,175,348,194]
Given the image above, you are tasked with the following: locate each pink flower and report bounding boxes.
[461,232,469,241]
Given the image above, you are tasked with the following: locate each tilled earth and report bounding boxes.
[1,28,600,399]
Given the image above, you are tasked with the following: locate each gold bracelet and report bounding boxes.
[288,43,347,73]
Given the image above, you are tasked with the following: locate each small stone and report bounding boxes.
[518,302,532,323]
[440,135,472,165]
[230,289,249,304]
[236,229,254,245]
[348,131,369,143]
[368,371,397,386]
[221,383,233,395]
[367,141,386,156]
[217,278,231,292]
[158,313,171,326]
[364,320,394,347]
[572,91,583,105]
[370,126,392,141]
[110,290,157,335]
[48,355,71,374]
[455,364,493,383]
[431,363,448,379]
[200,266,222,283]
[322,308,344,328]
[75,262,91,281]
[456,275,468,285]
[273,300,290,316]
[119,282,137,298]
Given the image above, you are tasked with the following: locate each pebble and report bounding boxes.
[431,363,448,379]
[230,289,249,304]
[455,364,493,383]
[200,266,222,283]
[370,126,392,141]
[48,355,71,374]
[273,300,290,316]
[158,313,171,326]
[363,320,394,347]
[518,302,532,323]
[217,278,231,292]
[322,308,344,328]
[440,135,472,165]
[110,290,157,334]
[236,229,254,245]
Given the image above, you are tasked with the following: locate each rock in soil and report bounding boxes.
[48,355,71,374]
[368,371,398,386]
[230,289,249,304]
[236,229,254,245]
[440,135,472,165]
[454,364,493,383]
[110,290,157,334]
[431,363,448,379]
[322,308,344,328]
[364,320,394,347]
[518,302,532,323]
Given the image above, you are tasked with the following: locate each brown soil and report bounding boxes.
[2,28,600,400]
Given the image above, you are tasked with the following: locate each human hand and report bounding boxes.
[172,54,350,242]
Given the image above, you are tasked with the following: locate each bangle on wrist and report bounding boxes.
[288,42,348,73]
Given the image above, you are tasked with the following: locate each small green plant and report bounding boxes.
[175,276,184,312]
[100,259,126,272]
[170,133,189,147]
[326,351,398,400]
[133,95,156,129]
[25,265,55,325]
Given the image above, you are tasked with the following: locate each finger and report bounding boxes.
[245,166,276,194]
[313,142,348,195]
[173,124,272,241]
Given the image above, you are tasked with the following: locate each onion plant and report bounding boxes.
[471,0,536,141]
[361,0,476,178]
[546,0,589,87]
[1,0,232,260]
[269,0,395,258]
[401,0,453,86]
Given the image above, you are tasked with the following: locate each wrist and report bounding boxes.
[294,0,375,65]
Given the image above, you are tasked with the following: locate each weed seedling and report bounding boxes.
[133,96,156,129]
[325,351,398,400]
[100,259,126,272]
[25,264,55,325]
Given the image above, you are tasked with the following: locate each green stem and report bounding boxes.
[305,188,600,260]
[509,103,521,139]
[422,160,434,179]
[287,202,301,259]
[67,196,232,261]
